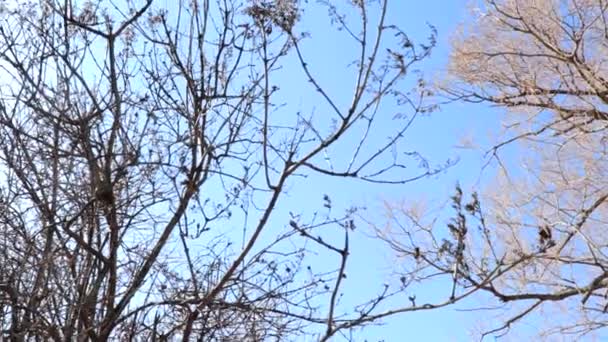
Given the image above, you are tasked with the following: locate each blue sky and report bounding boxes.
[102,0,501,338]
[136,0,508,339]
[263,1,510,340]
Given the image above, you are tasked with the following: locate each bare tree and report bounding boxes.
[0,0,443,340]
[376,0,608,340]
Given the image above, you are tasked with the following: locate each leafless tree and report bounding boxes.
[376,0,608,340]
[0,0,442,340]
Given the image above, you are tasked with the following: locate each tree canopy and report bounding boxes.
[378,0,608,339]
[0,0,438,340]
[4,0,608,340]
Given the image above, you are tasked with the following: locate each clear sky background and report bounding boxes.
[133,1,514,338]
[151,0,509,340]
[264,1,511,341]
